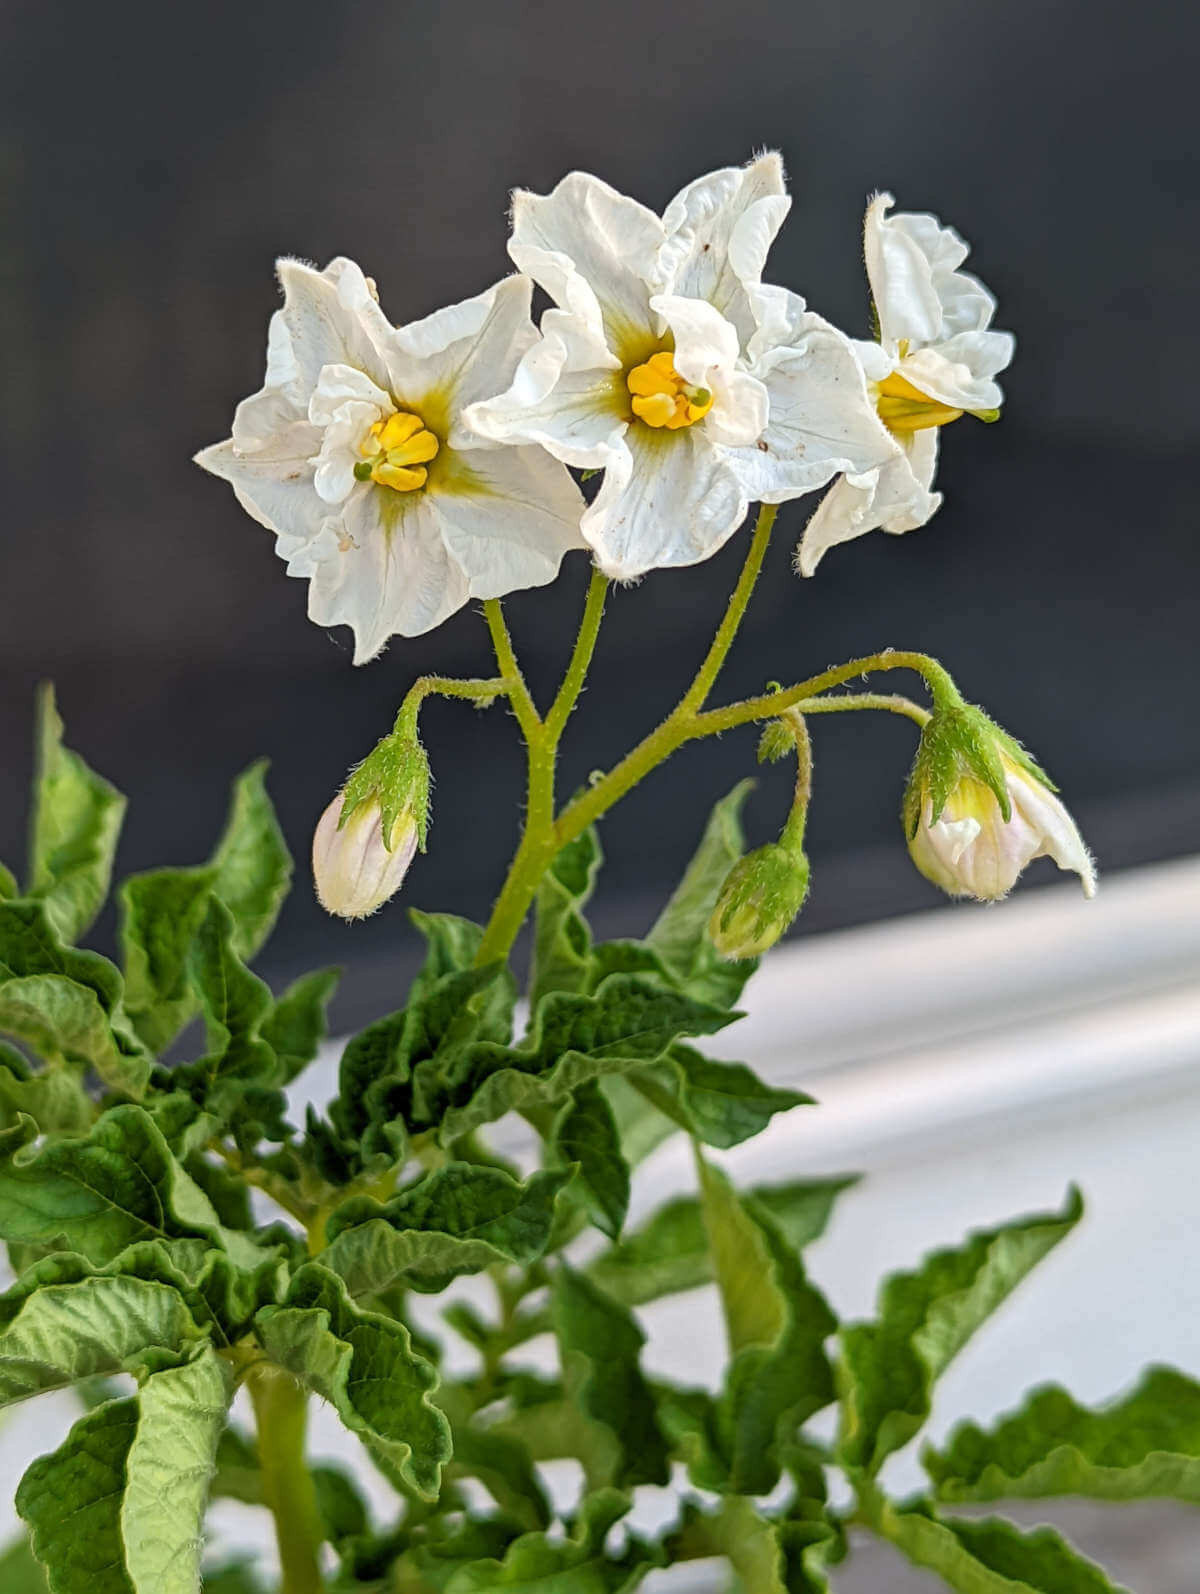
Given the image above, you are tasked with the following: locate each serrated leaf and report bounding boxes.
[118,868,216,1053]
[588,1175,856,1309]
[631,1044,810,1149]
[255,1263,451,1500]
[839,1190,1083,1475]
[262,967,339,1083]
[530,828,603,1005]
[551,1081,628,1239]
[694,1155,837,1495]
[647,780,758,1007]
[209,761,291,961]
[432,975,736,1144]
[0,1271,203,1407]
[553,1264,669,1490]
[0,1103,263,1266]
[28,685,125,945]
[319,1163,569,1296]
[925,1365,1200,1504]
[17,1347,230,1594]
[876,1506,1128,1594]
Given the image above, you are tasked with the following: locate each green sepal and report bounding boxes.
[340,703,432,851]
[27,684,126,946]
[838,1188,1083,1475]
[255,1262,452,1500]
[553,1264,670,1489]
[925,1365,1200,1504]
[318,1162,570,1296]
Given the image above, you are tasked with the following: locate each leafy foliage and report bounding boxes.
[0,713,1175,1594]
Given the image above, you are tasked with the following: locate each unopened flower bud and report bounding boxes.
[312,791,418,919]
[709,843,811,961]
[904,705,1095,902]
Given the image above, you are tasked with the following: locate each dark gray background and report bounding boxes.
[1,0,1196,1021]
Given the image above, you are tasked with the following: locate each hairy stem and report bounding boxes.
[246,1363,325,1594]
[544,567,609,742]
[482,599,541,739]
[678,504,778,715]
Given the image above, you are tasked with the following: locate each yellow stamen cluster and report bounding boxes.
[356,411,439,491]
[874,370,963,435]
[626,351,714,430]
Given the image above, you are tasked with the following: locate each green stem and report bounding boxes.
[693,650,957,737]
[778,710,812,852]
[544,567,609,742]
[404,674,511,710]
[482,599,542,739]
[794,691,931,727]
[679,504,777,715]
[246,1364,325,1594]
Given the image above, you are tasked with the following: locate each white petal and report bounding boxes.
[433,446,585,598]
[657,152,789,336]
[796,435,941,576]
[582,428,748,579]
[720,317,897,502]
[463,308,627,469]
[1005,763,1098,898]
[649,295,766,446]
[897,344,1005,412]
[508,173,661,355]
[388,274,542,419]
[274,257,393,397]
[308,363,391,427]
[311,399,383,505]
[306,488,471,661]
[195,425,327,545]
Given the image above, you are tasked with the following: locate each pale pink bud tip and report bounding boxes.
[312,791,418,920]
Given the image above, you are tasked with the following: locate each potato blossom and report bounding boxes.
[466,155,897,579]
[196,261,585,662]
[797,193,1015,576]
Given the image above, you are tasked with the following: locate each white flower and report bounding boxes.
[313,790,418,920]
[196,260,585,663]
[909,751,1096,902]
[797,193,1015,576]
[465,155,896,580]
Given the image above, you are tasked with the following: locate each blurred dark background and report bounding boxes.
[1,0,1196,1024]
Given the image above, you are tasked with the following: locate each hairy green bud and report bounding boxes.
[708,842,811,961]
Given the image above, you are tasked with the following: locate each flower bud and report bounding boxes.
[708,842,811,961]
[312,791,418,919]
[904,705,1095,902]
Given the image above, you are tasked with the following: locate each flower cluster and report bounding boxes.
[197,156,1012,662]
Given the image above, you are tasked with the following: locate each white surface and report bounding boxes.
[1,856,1198,1573]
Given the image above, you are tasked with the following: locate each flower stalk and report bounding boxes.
[246,1363,326,1594]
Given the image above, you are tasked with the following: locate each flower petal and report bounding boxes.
[721,315,897,502]
[311,398,384,505]
[195,424,328,544]
[433,446,586,598]
[273,257,394,397]
[388,274,541,420]
[307,488,471,661]
[795,430,941,576]
[649,294,767,446]
[308,363,391,427]
[508,172,662,356]
[462,308,628,469]
[582,427,748,579]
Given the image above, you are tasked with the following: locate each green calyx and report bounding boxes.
[339,701,432,853]
[708,842,811,962]
[902,702,1055,840]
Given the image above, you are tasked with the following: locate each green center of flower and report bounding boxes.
[626,350,714,430]
[354,410,440,492]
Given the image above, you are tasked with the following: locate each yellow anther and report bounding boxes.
[357,407,440,491]
[626,349,715,430]
[875,370,963,435]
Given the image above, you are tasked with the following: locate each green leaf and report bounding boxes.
[669,1495,841,1594]
[28,685,125,945]
[0,862,18,899]
[877,1506,1128,1594]
[255,1263,451,1500]
[443,1418,551,1532]
[118,868,216,1053]
[425,1488,656,1594]
[319,1163,570,1296]
[0,1044,94,1135]
[925,1365,1200,1504]
[553,1264,669,1489]
[432,975,736,1143]
[551,1081,628,1239]
[0,1535,48,1592]
[530,828,603,1005]
[839,1189,1083,1475]
[209,761,291,962]
[631,1044,810,1149]
[0,1271,204,1406]
[694,1154,837,1495]
[0,1103,264,1266]
[588,1175,856,1309]
[0,900,149,1092]
[199,1564,264,1594]
[262,967,340,1083]
[647,779,757,1007]
[408,910,516,1045]
[18,1347,231,1594]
